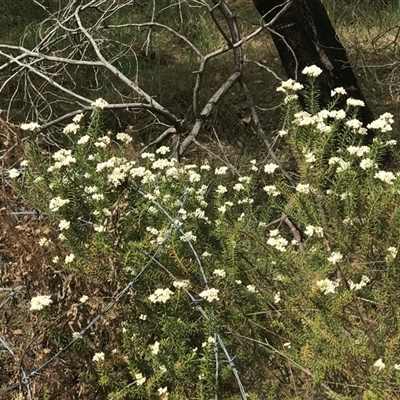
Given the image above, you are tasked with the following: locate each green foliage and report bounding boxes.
[11,72,400,398]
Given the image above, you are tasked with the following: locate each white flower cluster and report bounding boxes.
[213,269,226,278]
[215,166,229,175]
[346,98,365,108]
[30,295,53,310]
[329,157,350,173]
[150,341,160,355]
[304,151,316,164]
[345,118,367,135]
[331,87,347,97]
[51,149,76,169]
[91,98,108,109]
[293,109,345,133]
[327,252,343,264]
[199,288,219,302]
[386,246,398,261]
[359,158,376,170]
[20,122,40,131]
[149,288,174,303]
[347,146,370,157]
[49,196,70,212]
[8,168,20,179]
[367,112,394,133]
[63,123,80,135]
[348,275,370,291]
[92,352,105,362]
[304,225,324,238]
[276,78,304,93]
[374,170,396,184]
[296,183,311,194]
[302,65,323,77]
[135,373,146,386]
[266,229,288,252]
[316,278,340,295]
[263,185,281,197]
[116,132,133,144]
[173,280,190,289]
[264,163,279,174]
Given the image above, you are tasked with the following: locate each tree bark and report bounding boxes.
[253,0,375,141]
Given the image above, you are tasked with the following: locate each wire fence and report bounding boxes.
[0,183,261,399]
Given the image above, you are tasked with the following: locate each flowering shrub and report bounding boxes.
[10,69,400,399]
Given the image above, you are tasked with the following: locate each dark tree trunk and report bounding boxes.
[253,0,375,142]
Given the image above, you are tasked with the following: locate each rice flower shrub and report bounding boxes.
[12,71,400,399]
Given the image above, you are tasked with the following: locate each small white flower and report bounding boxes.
[180,231,197,242]
[274,292,281,303]
[30,295,52,311]
[116,132,133,144]
[246,284,257,293]
[374,170,396,184]
[302,65,323,77]
[63,123,80,135]
[173,280,190,289]
[329,109,346,120]
[150,341,160,355]
[65,254,75,263]
[20,122,40,131]
[264,163,279,174]
[394,364,400,370]
[49,197,70,212]
[77,135,90,145]
[331,87,347,97]
[202,251,211,258]
[277,79,304,93]
[215,166,229,175]
[373,358,385,370]
[157,387,168,396]
[73,113,84,123]
[267,236,288,252]
[91,98,108,109]
[278,129,288,137]
[316,278,339,295]
[386,247,398,261]
[296,183,310,194]
[79,295,89,303]
[213,269,226,278]
[199,288,219,302]
[39,237,51,247]
[233,183,245,191]
[346,98,365,107]
[92,352,105,362]
[367,112,394,132]
[347,146,370,157]
[135,373,146,386]
[360,158,376,170]
[349,275,370,291]
[345,119,363,130]
[263,185,280,197]
[327,252,343,264]
[58,219,70,230]
[156,146,170,155]
[149,288,174,304]
[139,314,147,320]
[8,168,20,179]
[304,152,316,163]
